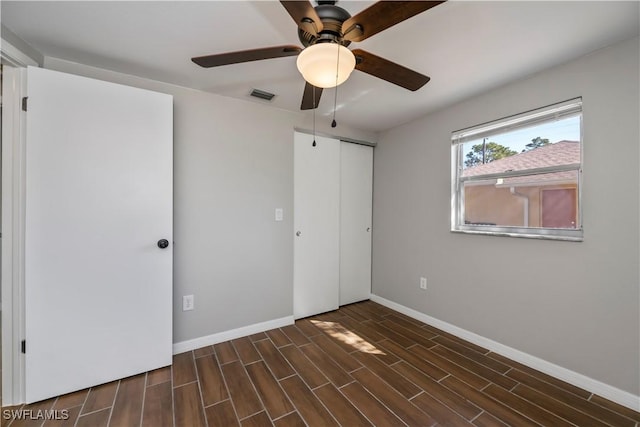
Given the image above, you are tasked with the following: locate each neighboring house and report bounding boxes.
[462,140,580,228]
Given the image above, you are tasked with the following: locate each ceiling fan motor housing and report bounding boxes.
[298,3,352,47]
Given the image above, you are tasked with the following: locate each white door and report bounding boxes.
[24,66,173,403]
[293,132,340,319]
[340,142,373,305]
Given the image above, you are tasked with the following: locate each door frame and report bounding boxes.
[1,60,31,404]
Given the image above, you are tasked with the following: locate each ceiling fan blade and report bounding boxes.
[301,82,323,110]
[192,45,301,68]
[342,1,445,42]
[352,49,430,91]
[280,1,324,36]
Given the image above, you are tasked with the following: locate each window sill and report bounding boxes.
[451,228,583,242]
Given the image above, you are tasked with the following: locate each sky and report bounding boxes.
[461,115,581,162]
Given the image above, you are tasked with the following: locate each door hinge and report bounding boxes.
[22,97,28,112]
[21,340,26,354]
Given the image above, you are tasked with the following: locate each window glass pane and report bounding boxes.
[452,99,583,240]
[452,98,582,144]
[463,170,579,229]
[461,115,581,173]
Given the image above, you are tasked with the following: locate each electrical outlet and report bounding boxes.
[420,277,427,290]
[183,295,194,311]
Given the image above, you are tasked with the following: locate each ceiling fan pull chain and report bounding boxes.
[312,85,317,147]
[332,43,340,128]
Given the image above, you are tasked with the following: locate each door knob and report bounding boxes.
[157,239,169,249]
[296,231,301,237]
[366,227,371,232]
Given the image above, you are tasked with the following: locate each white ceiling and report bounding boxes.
[2,1,638,132]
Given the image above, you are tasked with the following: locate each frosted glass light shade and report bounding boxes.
[296,43,356,89]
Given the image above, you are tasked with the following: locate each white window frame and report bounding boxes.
[451,98,584,241]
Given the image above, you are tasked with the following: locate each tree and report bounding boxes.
[524,136,550,151]
[464,141,517,167]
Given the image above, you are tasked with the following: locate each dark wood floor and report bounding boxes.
[3,300,639,427]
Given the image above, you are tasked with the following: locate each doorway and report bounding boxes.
[1,61,29,407]
[1,41,39,406]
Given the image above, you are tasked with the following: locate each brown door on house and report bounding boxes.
[542,188,577,228]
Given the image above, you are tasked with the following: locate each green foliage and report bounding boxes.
[525,136,550,151]
[465,142,517,167]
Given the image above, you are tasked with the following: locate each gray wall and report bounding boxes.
[44,57,377,344]
[372,36,639,395]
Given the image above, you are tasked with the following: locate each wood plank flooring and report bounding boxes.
[3,300,639,427]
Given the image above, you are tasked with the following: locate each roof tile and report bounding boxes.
[462,140,580,177]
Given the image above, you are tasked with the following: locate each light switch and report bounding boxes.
[275,208,283,221]
[183,295,194,311]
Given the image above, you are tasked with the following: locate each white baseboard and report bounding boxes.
[172,315,294,355]
[370,294,640,412]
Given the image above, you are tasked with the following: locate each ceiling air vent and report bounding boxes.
[249,88,276,101]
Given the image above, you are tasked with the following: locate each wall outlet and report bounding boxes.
[420,277,427,290]
[183,294,194,311]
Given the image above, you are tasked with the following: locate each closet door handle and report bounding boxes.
[296,231,302,237]
[366,227,371,232]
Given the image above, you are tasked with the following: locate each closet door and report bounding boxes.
[340,142,373,305]
[293,133,340,319]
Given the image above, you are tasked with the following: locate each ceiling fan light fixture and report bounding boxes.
[296,43,356,89]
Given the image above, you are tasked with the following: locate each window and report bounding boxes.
[451,98,583,241]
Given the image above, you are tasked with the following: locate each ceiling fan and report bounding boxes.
[192,1,445,110]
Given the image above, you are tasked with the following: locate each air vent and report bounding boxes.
[250,88,276,101]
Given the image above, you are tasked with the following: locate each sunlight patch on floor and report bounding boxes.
[310,320,385,355]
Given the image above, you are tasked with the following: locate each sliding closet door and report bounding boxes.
[340,142,373,305]
[24,67,173,403]
[293,133,340,319]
